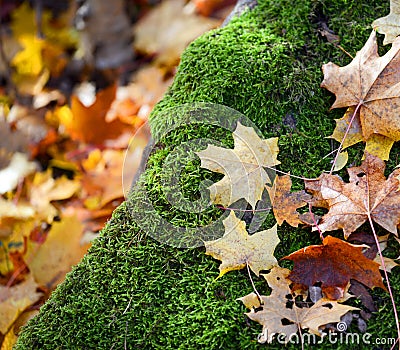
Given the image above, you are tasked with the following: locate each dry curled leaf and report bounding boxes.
[283,235,387,300]
[321,30,400,154]
[372,0,400,45]
[204,211,279,277]
[266,175,311,227]
[315,153,400,237]
[197,121,280,208]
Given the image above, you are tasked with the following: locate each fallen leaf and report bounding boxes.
[372,0,400,45]
[204,211,279,277]
[364,134,394,161]
[330,106,363,149]
[0,153,37,194]
[197,121,280,208]
[0,198,34,222]
[241,291,357,343]
[332,150,349,172]
[10,2,77,49]
[349,279,377,312]
[192,0,230,16]
[304,178,329,209]
[283,235,387,300]
[59,83,130,144]
[330,107,394,160]
[266,175,311,227]
[11,36,44,77]
[10,3,76,94]
[321,30,400,148]
[0,274,42,334]
[262,266,293,298]
[375,256,399,272]
[1,325,18,350]
[25,215,90,288]
[80,149,126,209]
[28,170,80,223]
[315,153,400,237]
[133,0,220,66]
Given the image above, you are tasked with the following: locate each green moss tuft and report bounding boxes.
[15,0,399,349]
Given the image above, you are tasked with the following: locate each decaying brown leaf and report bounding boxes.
[240,266,358,343]
[197,121,280,208]
[283,235,387,300]
[372,0,400,45]
[321,30,400,155]
[267,175,311,227]
[204,211,279,277]
[314,153,400,237]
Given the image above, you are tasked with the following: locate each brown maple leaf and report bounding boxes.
[239,267,358,343]
[204,211,279,277]
[267,175,312,227]
[314,153,400,237]
[283,235,387,300]
[321,30,400,143]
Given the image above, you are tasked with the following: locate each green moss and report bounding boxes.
[15,0,399,349]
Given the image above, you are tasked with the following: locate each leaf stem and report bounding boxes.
[329,101,363,174]
[217,205,271,213]
[308,203,324,241]
[365,175,400,349]
[246,262,263,305]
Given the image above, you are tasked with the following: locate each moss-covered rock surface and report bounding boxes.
[15,0,399,349]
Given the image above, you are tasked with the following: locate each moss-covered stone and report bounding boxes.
[15,0,399,349]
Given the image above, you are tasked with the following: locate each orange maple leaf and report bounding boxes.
[283,235,387,300]
[267,175,311,227]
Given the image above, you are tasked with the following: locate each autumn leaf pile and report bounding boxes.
[0,0,225,347]
[197,4,400,345]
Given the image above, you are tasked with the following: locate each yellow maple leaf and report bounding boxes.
[204,211,279,277]
[25,215,90,288]
[11,36,44,76]
[196,121,280,209]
